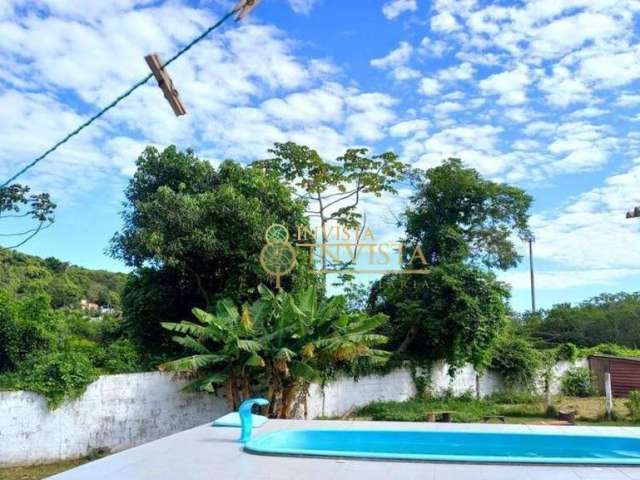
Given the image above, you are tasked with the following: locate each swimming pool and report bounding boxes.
[244,428,640,465]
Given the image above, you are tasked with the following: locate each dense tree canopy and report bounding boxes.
[370,263,510,369]
[0,291,141,407]
[0,250,126,309]
[369,159,531,368]
[405,159,531,270]
[525,292,640,348]
[111,146,312,304]
[111,146,314,357]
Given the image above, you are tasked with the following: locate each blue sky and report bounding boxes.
[1,0,639,312]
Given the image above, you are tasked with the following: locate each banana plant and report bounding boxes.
[161,285,389,417]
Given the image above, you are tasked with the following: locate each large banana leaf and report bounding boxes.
[160,354,227,372]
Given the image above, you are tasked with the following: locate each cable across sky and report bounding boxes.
[1,7,242,188]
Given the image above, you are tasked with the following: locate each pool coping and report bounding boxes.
[47,420,640,480]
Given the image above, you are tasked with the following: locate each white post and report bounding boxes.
[604,372,613,420]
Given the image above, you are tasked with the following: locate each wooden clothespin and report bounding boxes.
[234,0,262,21]
[144,54,187,116]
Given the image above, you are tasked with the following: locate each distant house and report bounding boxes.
[79,299,101,312]
[589,354,640,397]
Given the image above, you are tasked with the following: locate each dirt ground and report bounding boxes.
[0,459,88,480]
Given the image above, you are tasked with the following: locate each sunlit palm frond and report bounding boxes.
[237,339,263,353]
[161,321,209,338]
[171,335,212,354]
[216,298,239,322]
[275,347,296,362]
[184,372,227,392]
[159,354,227,372]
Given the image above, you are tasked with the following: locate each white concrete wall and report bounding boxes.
[0,359,589,466]
[0,372,226,467]
[307,368,416,418]
[305,359,585,418]
[547,358,589,395]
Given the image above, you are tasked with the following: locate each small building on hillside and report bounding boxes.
[589,354,640,397]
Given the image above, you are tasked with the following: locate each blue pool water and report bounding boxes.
[244,429,640,465]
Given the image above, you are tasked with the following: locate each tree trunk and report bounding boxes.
[224,378,235,411]
[280,385,298,418]
[398,325,418,353]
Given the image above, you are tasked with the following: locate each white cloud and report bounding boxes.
[434,101,464,116]
[570,107,608,119]
[404,124,508,176]
[545,122,617,173]
[479,65,531,105]
[371,42,421,81]
[418,77,442,96]
[437,62,475,81]
[382,0,417,20]
[286,0,321,14]
[389,119,429,138]
[261,83,346,125]
[370,41,413,70]
[391,66,421,81]
[615,93,640,107]
[579,50,640,88]
[344,93,397,142]
[528,12,622,61]
[526,163,640,274]
[538,66,592,107]
[431,11,460,33]
[419,37,449,57]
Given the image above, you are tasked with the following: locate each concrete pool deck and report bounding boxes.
[48,420,640,480]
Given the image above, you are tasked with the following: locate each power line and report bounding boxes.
[1,8,237,188]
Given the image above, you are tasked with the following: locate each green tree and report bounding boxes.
[528,292,640,348]
[0,250,126,310]
[110,146,313,356]
[369,159,531,368]
[255,142,407,284]
[370,263,510,368]
[404,159,531,269]
[161,285,389,417]
[0,183,56,249]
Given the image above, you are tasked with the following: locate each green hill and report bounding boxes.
[0,250,127,309]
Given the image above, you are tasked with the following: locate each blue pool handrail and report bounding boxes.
[238,398,269,443]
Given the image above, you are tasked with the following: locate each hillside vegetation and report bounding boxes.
[0,250,127,309]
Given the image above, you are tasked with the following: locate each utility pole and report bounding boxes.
[522,233,536,313]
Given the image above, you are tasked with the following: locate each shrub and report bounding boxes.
[0,292,59,371]
[545,404,558,418]
[560,367,594,397]
[555,343,578,362]
[358,397,499,423]
[489,336,542,389]
[627,390,640,421]
[8,350,99,408]
[100,339,143,374]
